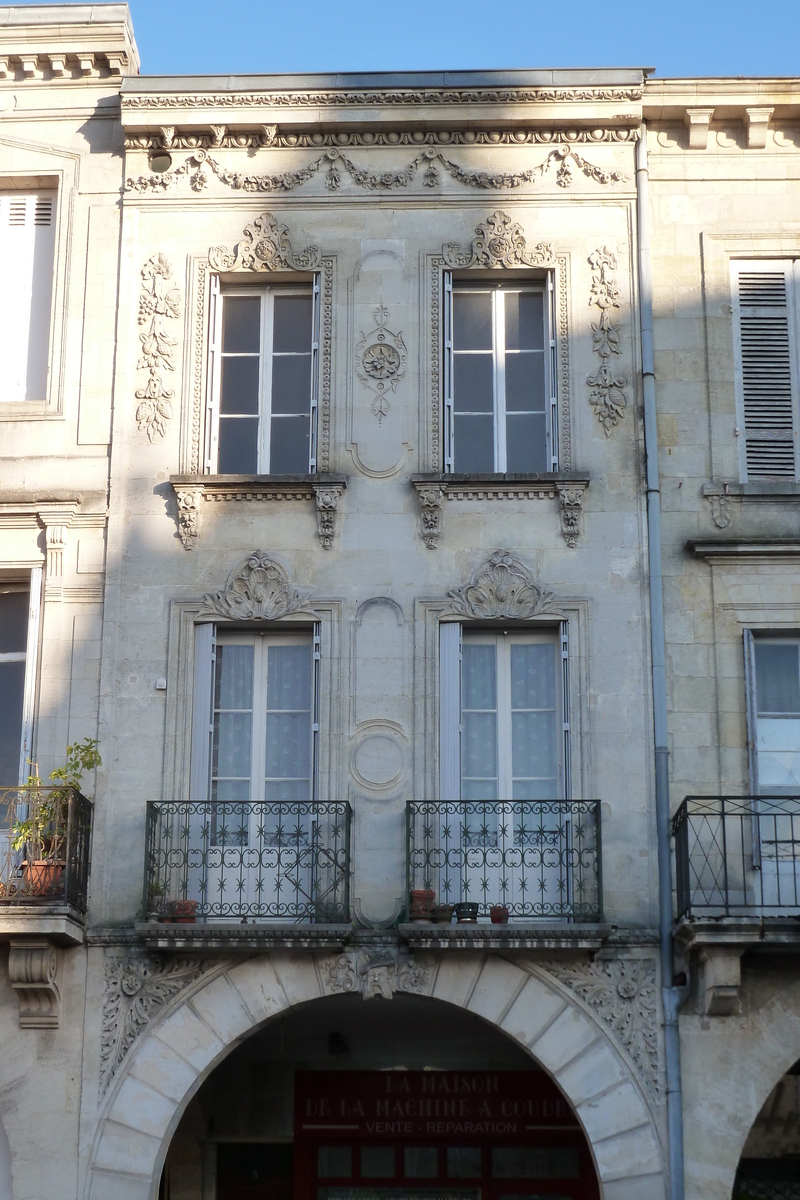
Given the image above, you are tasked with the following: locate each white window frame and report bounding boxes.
[0,569,42,786]
[206,279,320,475]
[443,276,557,474]
[731,258,800,482]
[439,621,570,802]
[190,622,320,803]
[744,629,800,798]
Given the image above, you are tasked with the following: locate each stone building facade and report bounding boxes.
[0,6,799,1200]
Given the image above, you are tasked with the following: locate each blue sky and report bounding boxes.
[13,0,800,77]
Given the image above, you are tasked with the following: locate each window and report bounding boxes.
[207,282,319,474]
[190,625,319,804]
[731,260,800,480]
[0,574,41,786]
[0,192,56,403]
[443,279,556,473]
[746,633,800,795]
[440,624,569,802]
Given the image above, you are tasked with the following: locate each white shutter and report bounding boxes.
[311,623,321,801]
[743,628,759,796]
[548,273,559,471]
[0,192,56,402]
[560,620,571,799]
[731,260,799,480]
[443,271,454,471]
[189,623,216,800]
[439,621,462,800]
[205,274,221,472]
[309,274,321,472]
[18,567,42,785]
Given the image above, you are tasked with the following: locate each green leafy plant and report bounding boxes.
[11,738,101,861]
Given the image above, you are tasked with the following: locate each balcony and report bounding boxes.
[674,796,800,953]
[140,800,352,950]
[404,800,605,949]
[0,786,93,944]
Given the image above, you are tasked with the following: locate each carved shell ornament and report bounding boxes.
[202,551,310,620]
[443,210,556,270]
[448,551,556,619]
[355,304,408,421]
[208,211,321,273]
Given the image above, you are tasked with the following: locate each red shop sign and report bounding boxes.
[294,1071,579,1142]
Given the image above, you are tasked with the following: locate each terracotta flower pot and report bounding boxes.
[172,899,199,924]
[409,888,436,921]
[433,904,454,924]
[23,859,64,897]
[490,904,509,925]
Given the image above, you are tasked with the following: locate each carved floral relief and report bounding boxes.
[587,247,628,436]
[135,254,182,442]
[202,551,310,620]
[355,304,407,421]
[447,551,557,620]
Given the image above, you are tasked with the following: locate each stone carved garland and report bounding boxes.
[355,304,407,421]
[202,551,310,620]
[135,254,182,442]
[447,551,557,619]
[541,957,661,1099]
[587,247,627,436]
[101,955,212,1094]
[321,948,432,1001]
[125,145,628,196]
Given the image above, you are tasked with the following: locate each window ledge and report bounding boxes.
[168,475,346,551]
[134,921,350,953]
[704,481,800,499]
[410,474,589,549]
[689,538,800,560]
[400,922,611,951]
[0,907,86,946]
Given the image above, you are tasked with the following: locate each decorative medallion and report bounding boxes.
[208,211,321,273]
[135,254,181,442]
[447,551,556,619]
[443,210,556,270]
[202,551,310,620]
[587,247,627,436]
[355,304,408,421]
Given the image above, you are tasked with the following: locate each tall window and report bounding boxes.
[444,280,556,473]
[207,283,319,474]
[731,260,800,480]
[440,624,568,802]
[0,577,41,786]
[747,635,800,795]
[191,626,319,804]
[0,192,56,403]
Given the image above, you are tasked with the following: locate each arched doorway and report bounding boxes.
[733,1057,800,1199]
[160,992,601,1200]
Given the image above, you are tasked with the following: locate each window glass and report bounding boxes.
[215,289,314,474]
[0,589,29,786]
[212,643,254,805]
[447,1147,481,1178]
[756,643,800,714]
[404,1147,438,1178]
[462,642,498,801]
[492,1147,579,1179]
[450,286,549,474]
[360,1147,394,1178]
[754,641,800,796]
[318,1147,352,1178]
[265,643,312,801]
[510,643,558,800]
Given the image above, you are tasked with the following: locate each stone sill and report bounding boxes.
[689,539,800,559]
[400,922,612,951]
[675,915,800,951]
[170,473,346,501]
[134,921,351,952]
[704,481,800,500]
[411,474,589,548]
[0,907,86,946]
[413,472,589,489]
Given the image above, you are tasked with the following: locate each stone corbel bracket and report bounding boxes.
[698,946,742,1016]
[8,940,61,1028]
[170,476,346,550]
[412,477,589,548]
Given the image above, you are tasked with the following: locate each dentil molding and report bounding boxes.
[412,478,588,549]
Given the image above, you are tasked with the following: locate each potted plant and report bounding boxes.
[454,901,479,924]
[490,904,509,924]
[11,739,100,898]
[409,888,436,921]
[433,903,454,924]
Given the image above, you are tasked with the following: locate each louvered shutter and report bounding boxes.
[189,623,216,800]
[731,260,799,480]
[443,272,454,471]
[204,274,221,471]
[0,192,56,402]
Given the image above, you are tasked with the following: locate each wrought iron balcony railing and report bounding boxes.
[674,795,800,919]
[0,786,93,914]
[406,800,602,922]
[143,800,352,924]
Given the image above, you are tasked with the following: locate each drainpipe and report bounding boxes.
[636,124,686,1200]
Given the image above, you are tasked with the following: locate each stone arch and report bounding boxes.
[683,968,800,1200]
[86,953,666,1200]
